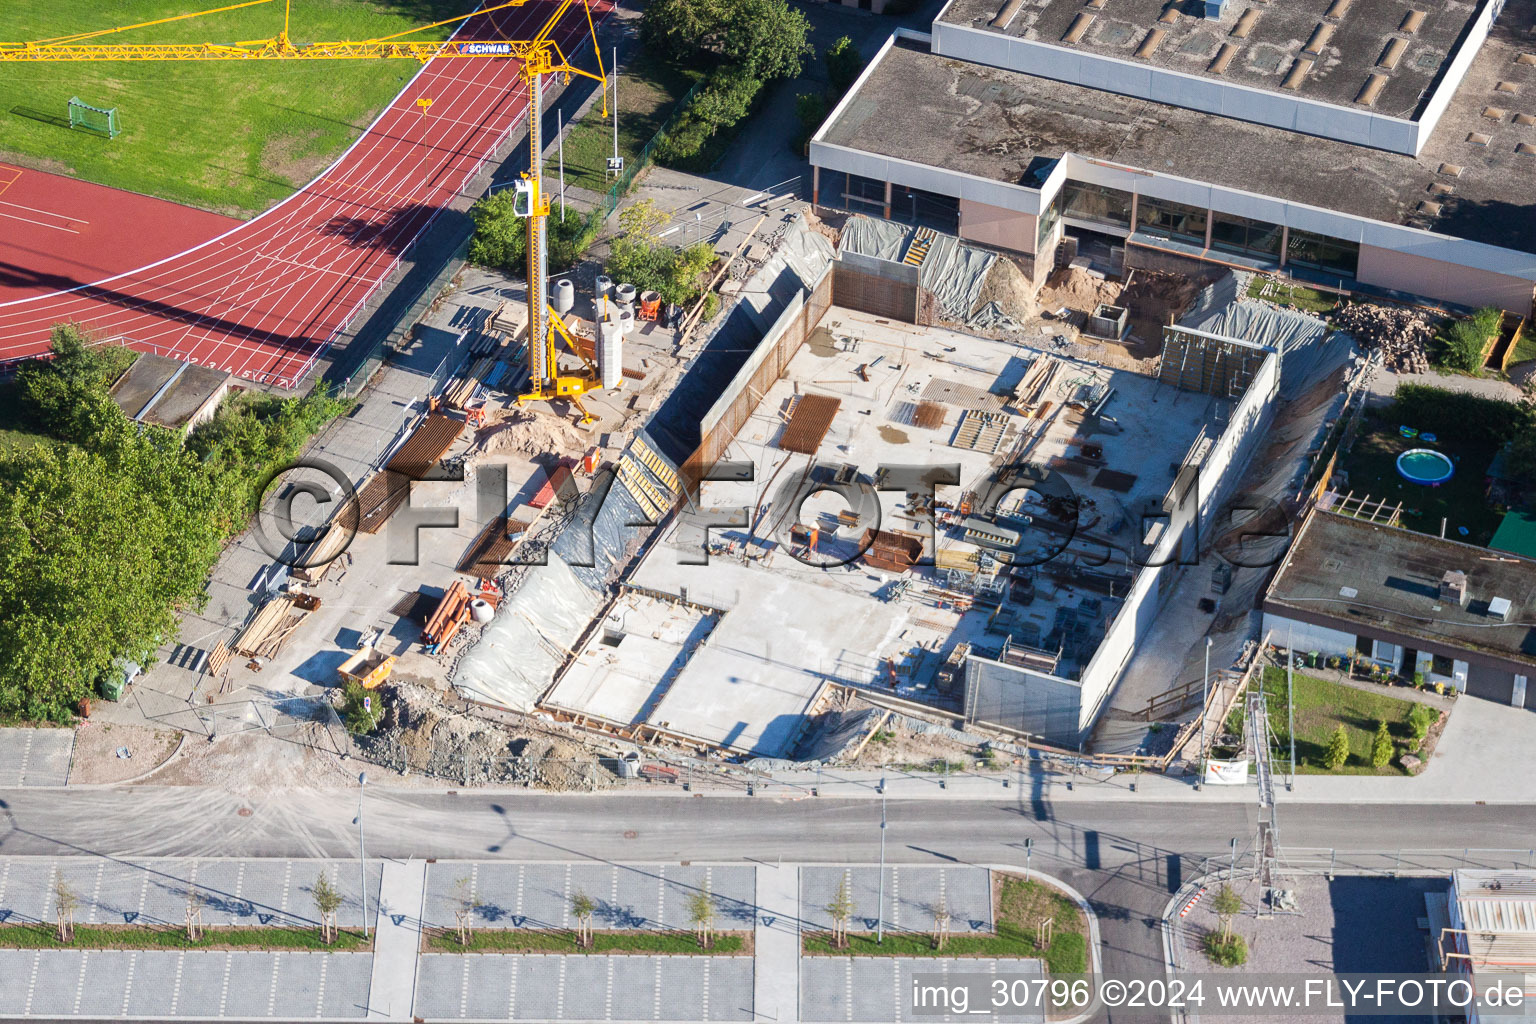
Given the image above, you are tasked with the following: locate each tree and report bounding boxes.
[606,199,716,306]
[825,877,855,950]
[641,0,810,81]
[1408,703,1437,750]
[931,897,951,951]
[1210,884,1242,941]
[1371,719,1394,768]
[467,192,593,275]
[1323,724,1350,770]
[311,873,343,945]
[571,890,596,949]
[340,682,382,736]
[186,887,205,942]
[687,882,716,949]
[824,36,864,98]
[54,874,80,943]
[451,875,484,946]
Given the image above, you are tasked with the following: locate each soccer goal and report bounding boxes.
[68,97,122,138]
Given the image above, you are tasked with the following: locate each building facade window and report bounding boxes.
[1060,182,1133,230]
[1431,653,1455,676]
[1135,197,1208,245]
[1037,194,1062,252]
[1209,212,1283,261]
[1285,228,1359,277]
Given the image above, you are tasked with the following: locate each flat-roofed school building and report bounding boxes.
[810,0,1536,316]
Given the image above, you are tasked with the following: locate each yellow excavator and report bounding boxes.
[2,0,608,421]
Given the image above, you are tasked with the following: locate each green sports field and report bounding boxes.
[0,1,471,216]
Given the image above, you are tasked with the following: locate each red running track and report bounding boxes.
[0,164,241,305]
[0,0,611,389]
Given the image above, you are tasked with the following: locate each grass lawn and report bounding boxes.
[424,928,749,955]
[1247,276,1339,315]
[1510,329,1536,369]
[557,57,697,194]
[0,924,370,951]
[0,0,469,216]
[1334,414,1504,545]
[1227,668,1424,776]
[804,874,1088,976]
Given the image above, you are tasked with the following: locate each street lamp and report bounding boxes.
[357,771,368,936]
[1198,637,1212,789]
[877,780,887,944]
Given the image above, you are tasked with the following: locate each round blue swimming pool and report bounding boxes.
[1397,448,1454,485]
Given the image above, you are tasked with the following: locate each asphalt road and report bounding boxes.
[3,788,1529,1023]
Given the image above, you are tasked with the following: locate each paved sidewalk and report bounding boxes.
[753,863,800,1024]
[368,859,426,1020]
[0,729,72,787]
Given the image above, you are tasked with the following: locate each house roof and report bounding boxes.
[1264,509,1536,667]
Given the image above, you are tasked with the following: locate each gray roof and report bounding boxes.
[1264,510,1536,667]
[820,10,1536,253]
[940,0,1476,116]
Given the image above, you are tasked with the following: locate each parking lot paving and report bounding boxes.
[413,952,754,1021]
[799,957,1043,1023]
[421,862,756,933]
[799,867,993,935]
[0,728,73,786]
[0,857,381,930]
[0,948,372,1018]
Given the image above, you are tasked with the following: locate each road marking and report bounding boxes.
[0,167,20,199]
[610,867,620,925]
[267,952,282,1016]
[652,958,662,1020]
[0,198,89,227]
[72,948,89,1014]
[90,860,105,926]
[701,956,710,1021]
[19,729,33,783]
[562,863,572,928]
[169,950,186,1015]
[280,861,294,921]
[218,949,233,1015]
[604,955,614,1019]
[556,954,568,1019]
[459,954,470,1017]
[506,946,517,1017]
[892,866,900,930]
[136,867,149,923]
[0,209,81,234]
[234,862,246,925]
[657,867,667,929]
[844,956,853,1021]
[0,858,12,909]
[316,949,331,1017]
[515,863,525,922]
[23,948,40,1015]
[121,951,137,1016]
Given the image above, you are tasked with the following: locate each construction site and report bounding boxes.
[116,177,1370,788]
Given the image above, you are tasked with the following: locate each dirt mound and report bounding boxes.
[472,407,588,458]
[969,256,1037,322]
[1333,301,1437,373]
[358,682,609,790]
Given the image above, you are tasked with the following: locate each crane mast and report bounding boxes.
[2,0,609,423]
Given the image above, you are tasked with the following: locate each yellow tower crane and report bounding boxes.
[1,0,608,421]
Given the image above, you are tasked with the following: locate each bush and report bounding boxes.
[1370,719,1393,768]
[1391,384,1534,445]
[467,193,596,275]
[654,66,762,167]
[340,682,382,735]
[606,199,717,306]
[1408,703,1436,745]
[792,91,829,155]
[1202,931,1248,967]
[1323,723,1350,770]
[824,36,864,97]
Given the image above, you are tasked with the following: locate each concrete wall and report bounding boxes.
[963,657,1084,746]
[1357,244,1535,316]
[1260,612,1360,659]
[958,197,1036,255]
